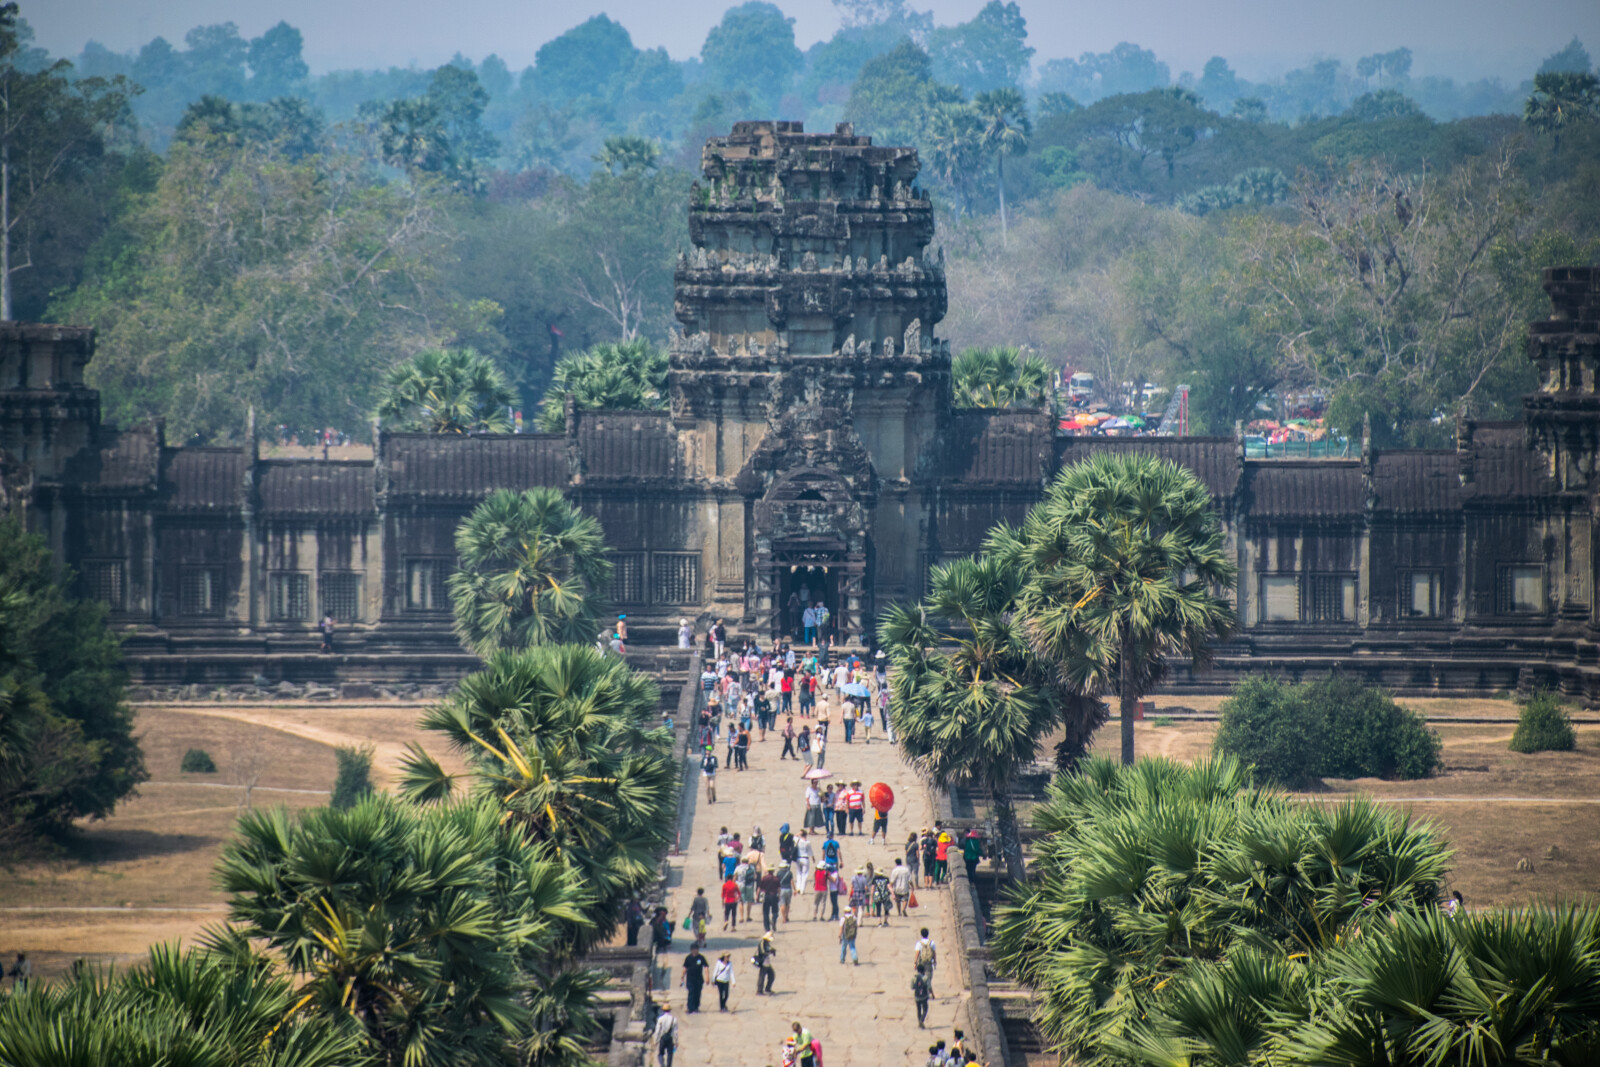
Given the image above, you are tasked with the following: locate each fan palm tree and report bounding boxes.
[535,340,668,432]
[378,348,515,434]
[448,487,612,655]
[922,100,985,216]
[973,88,1031,246]
[999,452,1237,765]
[399,644,676,952]
[951,346,1055,410]
[1524,71,1599,154]
[882,555,1104,879]
[0,942,363,1067]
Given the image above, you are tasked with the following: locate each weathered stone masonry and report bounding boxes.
[4,123,1600,700]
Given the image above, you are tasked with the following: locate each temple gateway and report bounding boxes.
[5,120,1600,700]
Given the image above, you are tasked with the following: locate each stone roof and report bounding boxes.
[576,412,680,481]
[1243,460,1365,519]
[1055,436,1241,499]
[1467,422,1549,498]
[382,433,568,499]
[64,427,160,491]
[1369,451,1465,513]
[161,448,248,511]
[258,461,375,516]
[937,411,1054,484]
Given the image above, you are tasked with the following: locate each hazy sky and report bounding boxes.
[31,0,1600,84]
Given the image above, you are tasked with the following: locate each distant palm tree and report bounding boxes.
[1524,71,1599,153]
[535,339,668,432]
[951,346,1055,410]
[592,134,660,175]
[378,348,514,434]
[882,555,1104,879]
[973,88,1031,246]
[997,452,1238,765]
[448,487,611,655]
[400,644,676,951]
[922,100,985,215]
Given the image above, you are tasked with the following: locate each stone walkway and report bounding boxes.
[661,709,968,1066]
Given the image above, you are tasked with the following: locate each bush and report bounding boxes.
[1214,672,1441,787]
[1509,691,1577,753]
[1213,675,1324,789]
[330,745,374,809]
[180,747,217,773]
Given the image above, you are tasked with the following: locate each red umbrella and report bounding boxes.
[868,782,895,812]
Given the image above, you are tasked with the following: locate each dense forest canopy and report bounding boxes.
[7,0,1599,446]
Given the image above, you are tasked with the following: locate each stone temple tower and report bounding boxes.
[669,120,951,639]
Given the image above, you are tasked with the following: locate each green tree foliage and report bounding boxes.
[379,348,515,434]
[330,744,375,809]
[244,21,308,99]
[57,133,463,442]
[399,644,675,950]
[0,4,136,320]
[1525,71,1600,153]
[215,795,595,1066]
[1539,37,1594,76]
[535,339,668,431]
[1036,42,1171,104]
[1509,689,1578,753]
[1214,672,1442,787]
[989,755,1452,1066]
[1177,166,1288,216]
[448,488,612,655]
[528,15,638,104]
[844,40,962,149]
[0,517,145,848]
[0,942,364,1066]
[950,346,1053,409]
[973,87,1029,241]
[999,453,1237,765]
[180,747,217,773]
[701,3,803,115]
[593,134,659,175]
[925,1,1034,95]
[882,555,1105,878]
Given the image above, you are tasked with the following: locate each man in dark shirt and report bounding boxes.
[759,869,782,932]
[681,947,710,1013]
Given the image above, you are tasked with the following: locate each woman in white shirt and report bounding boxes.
[712,953,735,1011]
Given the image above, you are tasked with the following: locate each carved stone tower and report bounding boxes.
[669,120,950,639]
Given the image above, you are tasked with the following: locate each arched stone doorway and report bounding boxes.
[751,468,869,644]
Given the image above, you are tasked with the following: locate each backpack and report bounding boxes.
[823,840,840,864]
[841,915,857,939]
[913,972,931,1000]
[701,753,718,774]
[915,940,936,968]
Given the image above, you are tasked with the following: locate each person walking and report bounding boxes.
[318,613,336,653]
[759,867,782,932]
[689,888,711,950]
[912,965,933,1028]
[935,826,954,884]
[681,947,710,1014]
[721,875,740,931]
[845,781,866,835]
[841,700,856,744]
[798,725,813,769]
[871,799,890,844]
[795,830,813,881]
[777,859,795,923]
[906,832,923,887]
[651,1002,678,1067]
[962,828,985,881]
[838,906,860,965]
[735,725,750,771]
[914,928,938,995]
[833,783,850,833]
[755,931,777,995]
[821,831,842,874]
[860,703,874,743]
[678,618,693,648]
[828,866,843,921]
[872,866,893,926]
[780,716,797,760]
[814,728,827,768]
[821,785,837,835]
[713,952,735,1012]
[802,604,817,646]
[701,746,719,804]
[812,862,829,920]
[849,866,870,914]
[625,898,646,946]
[793,1022,817,1067]
[890,857,913,917]
[921,829,938,889]
[739,855,759,923]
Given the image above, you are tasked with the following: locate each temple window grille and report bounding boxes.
[320,572,361,623]
[1307,574,1357,623]
[611,553,646,604]
[269,572,310,622]
[1259,575,1300,622]
[406,559,451,611]
[652,553,700,605]
[82,560,125,610]
[1401,570,1442,618]
[1498,564,1543,615]
[180,567,224,616]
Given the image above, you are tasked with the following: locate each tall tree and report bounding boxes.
[951,346,1052,409]
[448,488,612,655]
[925,0,1034,95]
[1524,70,1599,154]
[535,339,668,431]
[0,3,133,320]
[379,348,515,434]
[701,2,803,115]
[1000,452,1237,765]
[973,87,1029,244]
[882,555,1103,878]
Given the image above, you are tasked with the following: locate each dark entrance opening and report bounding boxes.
[774,564,840,643]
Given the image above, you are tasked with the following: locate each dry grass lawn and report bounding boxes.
[0,702,461,981]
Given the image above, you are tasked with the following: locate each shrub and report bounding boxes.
[180,747,217,773]
[1509,690,1577,753]
[1213,675,1323,789]
[330,745,374,809]
[1214,672,1441,787]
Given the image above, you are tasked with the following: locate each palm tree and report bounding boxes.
[448,487,612,655]
[998,452,1238,765]
[973,88,1030,246]
[1524,71,1599,154]
[399,644,676,951]
[592,134,660,175]
[214,795,593,1067]
[535,339,669,432]
[921,100,985,216]
[378,348,515,434]
[0,942,362,1067]
[989,755,1453,1066]
[951,346,1055,410]
[882,555,1104,879]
